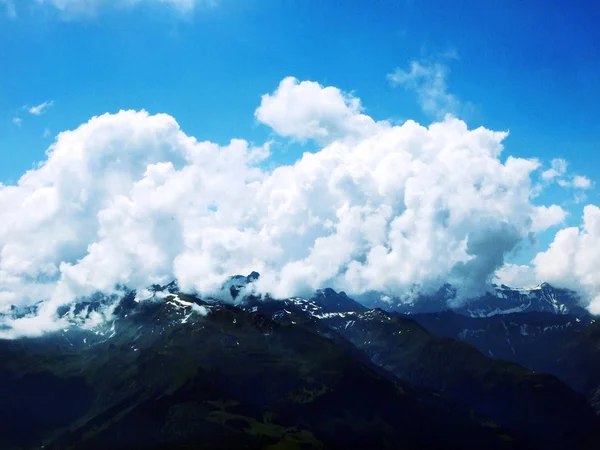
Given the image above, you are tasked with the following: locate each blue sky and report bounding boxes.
[0,0,599,324]
[2,0,599,173]
[3,0,599,254]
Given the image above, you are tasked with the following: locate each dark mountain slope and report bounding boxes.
[0,294,522,450]
[407,309,600,416]
[552,320,600,413]
[411,311,592,375]
[277,297,600,450]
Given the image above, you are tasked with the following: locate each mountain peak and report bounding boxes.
[148,279,179,294]
[313,288,367,314]
[223,271,261,299]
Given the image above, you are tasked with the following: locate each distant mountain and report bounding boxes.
[457,284,589,318]
[549,320,600,413]
[411,311,593,375]
[354,282,589,318]
[408,309,600,416]
[244,289,600,449]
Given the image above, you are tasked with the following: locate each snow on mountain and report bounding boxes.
[457,283,588,318]
[1,268,590,345]
[353,282,589,318]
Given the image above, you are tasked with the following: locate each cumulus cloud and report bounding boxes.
[0,77,585,338]
[27,100,54,116]
[532,205,600,313]
[255,76,380,144]
[495,205,600,312]
[494,263,540,289]
[387,54,464,119]
[572,175,592,189]
[530,205,567,233]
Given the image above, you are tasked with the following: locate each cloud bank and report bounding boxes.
[497,206,600,313]
[0,76,591,338]
[533,206,600,313]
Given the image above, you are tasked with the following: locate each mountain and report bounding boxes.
[549,320,600,413]
[0,291,525,450]
[244,289,600,449]
[348,281,600,416]
[354,283,588,318]
[411,311,593,378]
[406,309,600,417]
[221,271,261,299]
[2,275,600,449]
[457,284,589,318]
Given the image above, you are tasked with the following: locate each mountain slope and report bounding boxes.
[317,307,599,449]
[0,293,523,450]
[551,320,600,413]
[251,288,599,449]
[411,311,593,378]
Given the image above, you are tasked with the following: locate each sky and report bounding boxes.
[0,0,599,337]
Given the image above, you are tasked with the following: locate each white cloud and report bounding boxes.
[531,205,600,313]
[255,76,380,144]
[539,158,592,190]
[192,303,208,316]
[557,175,593,190]
[28,100,54,116]
[494,263,539,289]
[387,55,463,119]
[573,175,592,189]
[36,0,203,15]
[0,77,583,337]
[530,204,567,233]
[12,117,22,126]
[556,179,571,188]
[541,158,568,181]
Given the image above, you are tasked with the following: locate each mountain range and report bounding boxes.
[1,273,600,449]
[353,282,589,317]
